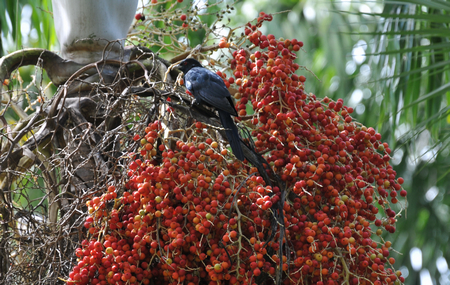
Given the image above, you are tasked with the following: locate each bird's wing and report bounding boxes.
[198,80,238,116]
[185,67,238,116]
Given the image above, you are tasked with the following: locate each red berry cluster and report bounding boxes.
[217,12,406,284]
[67,11,406,285]
[67,121,289,285]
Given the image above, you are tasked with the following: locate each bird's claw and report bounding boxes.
[191,98,198,108]
[188,98,197,118]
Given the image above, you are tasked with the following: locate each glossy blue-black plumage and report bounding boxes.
[177,58,244,161]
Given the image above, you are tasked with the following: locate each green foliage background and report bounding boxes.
[1,0,449,284]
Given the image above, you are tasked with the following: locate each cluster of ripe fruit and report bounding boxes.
[66,11,405,285]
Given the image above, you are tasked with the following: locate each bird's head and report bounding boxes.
[176,58,203,74]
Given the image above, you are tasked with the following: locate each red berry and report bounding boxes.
[134,13,145,21]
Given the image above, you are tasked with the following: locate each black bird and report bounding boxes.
[177,58,244,161]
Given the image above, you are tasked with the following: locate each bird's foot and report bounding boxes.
[188,98,197,118]
[190,98,198,108]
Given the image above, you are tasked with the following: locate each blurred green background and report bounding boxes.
[2,0,449,284]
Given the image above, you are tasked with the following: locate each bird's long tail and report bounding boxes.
[218,110,245,161]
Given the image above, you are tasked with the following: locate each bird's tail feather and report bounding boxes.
[218,111,245,161]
